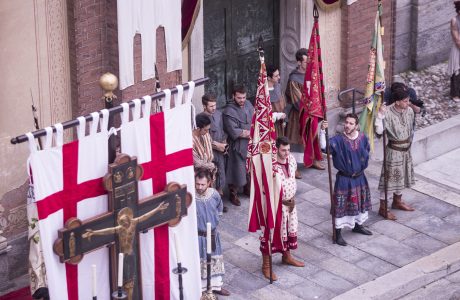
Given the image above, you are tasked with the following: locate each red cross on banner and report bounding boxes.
[28,119,111,300]
[141,112,193,297]
[120,101,201,299]
[36,141,107,300]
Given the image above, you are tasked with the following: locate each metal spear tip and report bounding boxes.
[313,4,319,19]
[155,64,160,80]
[154,64,161,89]
[257,35,264,54]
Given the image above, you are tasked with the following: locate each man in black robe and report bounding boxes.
[223,85,254,206]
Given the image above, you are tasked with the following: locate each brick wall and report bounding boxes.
[68,0,119,118]
[120,28,182,102]
[341,0,394,92]
[68,0,181,118]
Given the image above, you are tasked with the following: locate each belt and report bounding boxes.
[337,171,363,178]
[198,229,216,252]
[388,143,411,152]
[389,138,410,145]
[282,198,295,207]
[198,229,216,237]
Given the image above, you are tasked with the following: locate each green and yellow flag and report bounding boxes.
[359,1,385,151]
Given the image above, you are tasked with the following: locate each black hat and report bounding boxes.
[455,1,460,11]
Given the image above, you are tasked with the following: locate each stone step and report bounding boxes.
[332,241,460,300]
[412,114,460,165]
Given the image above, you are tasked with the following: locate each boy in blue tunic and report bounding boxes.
[320,114,373,246]
[195,170,230,296]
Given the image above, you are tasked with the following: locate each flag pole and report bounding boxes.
[378,0,389,219]
[312,5,336,243]
[257,37,274,284]
[382,95,389,218]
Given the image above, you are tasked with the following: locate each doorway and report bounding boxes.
[203,0,280,107]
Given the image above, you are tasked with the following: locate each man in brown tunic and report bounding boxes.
[267,65,286,138]
[285,49,324,178]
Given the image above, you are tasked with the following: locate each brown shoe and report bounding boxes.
[214,288,231,296]
[243,183,251,197]
[391,193,415,211]
[311,160,325,170]
[262,255,278,281]
[282,251,305,267]
[378,199,397,220]
[229,185,241,206]
[295,169,302,179]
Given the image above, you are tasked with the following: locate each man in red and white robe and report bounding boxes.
[259,136,305,281]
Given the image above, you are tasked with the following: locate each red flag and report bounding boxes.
[247,57,282,233]
[299,18,326,166]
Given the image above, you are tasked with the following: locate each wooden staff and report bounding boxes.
[30,89,43,150]
[154,64,163,113]
[379,1,388,218]
[313,5,336,243]
[382,94,389,218]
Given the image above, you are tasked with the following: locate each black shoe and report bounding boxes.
[223,206,228,213]
[352,223,373,235]
[335,229,347,246]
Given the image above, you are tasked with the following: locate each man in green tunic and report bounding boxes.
[375,84,416,220]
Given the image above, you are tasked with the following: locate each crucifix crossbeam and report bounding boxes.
[53,154,192,300]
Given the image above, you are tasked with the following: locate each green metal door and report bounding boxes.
[203,0,280,107]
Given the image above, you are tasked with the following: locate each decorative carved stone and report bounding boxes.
[33,0,72,141]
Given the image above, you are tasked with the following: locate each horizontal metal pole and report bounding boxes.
[11,77,209,145]
[337,88,363,103]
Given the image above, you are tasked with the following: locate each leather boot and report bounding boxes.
[392,193,415,211]
[228,185,240,206]
[243,182,251,197]
[378,199,397,220]
[311,160,325,170]
[352,223,373,235]
[295,169,302,179]
[214,288,231,296]
[262,255,278,281]
[282,251,305,267]
[335,229,347,246]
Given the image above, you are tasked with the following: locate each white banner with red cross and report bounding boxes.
[27,111,111,300]
[26,82,201,299]
[119,82,201,300]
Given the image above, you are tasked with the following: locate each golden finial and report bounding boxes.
[99,72,118,104]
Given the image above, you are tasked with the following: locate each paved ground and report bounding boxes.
[217,141,460,299]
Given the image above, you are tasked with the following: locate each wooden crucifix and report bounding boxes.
[53,154,192,300]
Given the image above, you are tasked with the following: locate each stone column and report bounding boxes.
[279,0,312,91]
